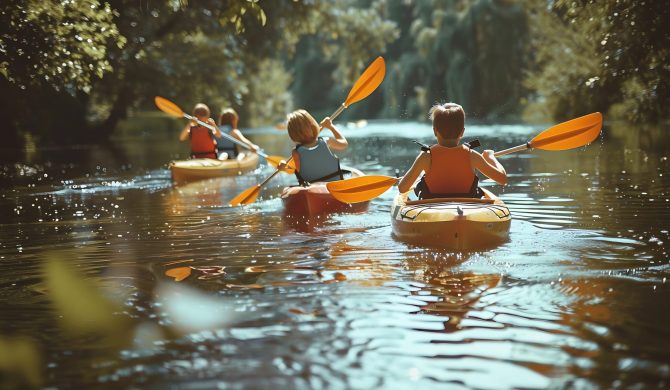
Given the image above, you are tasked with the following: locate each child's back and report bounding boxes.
[398,103,507,198]
[216,108,259,160]
[287,110,348,184]
[179,103,221,159]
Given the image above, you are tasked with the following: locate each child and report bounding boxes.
[178,103,222,159]
[216,108,259,160]
[398,103,507,198]
[286,109,348,184]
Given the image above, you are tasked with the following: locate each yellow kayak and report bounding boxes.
[391,188,511,249]
[169,153,259,184]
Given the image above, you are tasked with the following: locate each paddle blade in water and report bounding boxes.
[155,96,185,118]
[265,155,296,174]
[531,112,602,151]
[326,175,398,204]
[344,57,386,107]
[229,185,261,207]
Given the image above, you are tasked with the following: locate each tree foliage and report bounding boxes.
[2,1,666,148]
[0,0,399,146]
[0,0,124,90]
[365,0,528,121]
[525,0,670,122]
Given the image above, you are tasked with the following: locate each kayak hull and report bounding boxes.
[282,168,370,217]
[391,188,511,250]
[169,153,259,184]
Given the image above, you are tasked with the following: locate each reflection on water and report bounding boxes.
[0,119,669,388]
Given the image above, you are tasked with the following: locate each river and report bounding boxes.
[0,117,669,388]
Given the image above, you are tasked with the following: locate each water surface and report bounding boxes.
[1,119,669,388]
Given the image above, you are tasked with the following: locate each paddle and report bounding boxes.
[326,112,603,204]
[228,56,387,207]
[154,96,294,173]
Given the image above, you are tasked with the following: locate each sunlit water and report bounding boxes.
[1,119,669,388]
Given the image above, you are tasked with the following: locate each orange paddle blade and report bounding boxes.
[265,155,296,174]
[229,184,261,207]
[530,112,602,151]
[154,96,185,118]
[326,175,398,204]
[344,57,386,107]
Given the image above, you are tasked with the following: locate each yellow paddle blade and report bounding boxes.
[326,175,398,204]
[228,184,261,207]
[531,112,602,151]
[265,155,296,174]
[154,96,185,118]
[344,57,386,107]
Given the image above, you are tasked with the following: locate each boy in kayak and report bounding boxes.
[178,103,222,159]
[217,108,260,160]
[285,109,348,184]
[398,103,507,198]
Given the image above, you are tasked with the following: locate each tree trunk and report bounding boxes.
[93,84,134,140]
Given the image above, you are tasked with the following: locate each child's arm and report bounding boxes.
[291,149,300,172]
[321,117,348,151]
[230,129,259,151]
[470,149,507,185]
[207,118,222,137]
[398,152,431,193]
[179,121,194,141]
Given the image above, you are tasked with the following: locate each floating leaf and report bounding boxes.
[192,265,225,280]
[165,267,192,282]
[226,283,265,289]
[288,307,320,316]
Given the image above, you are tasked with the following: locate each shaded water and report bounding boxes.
[1,118,669,388]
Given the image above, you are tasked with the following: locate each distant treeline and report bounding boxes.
[0,0,667,148]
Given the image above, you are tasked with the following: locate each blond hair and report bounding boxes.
[219,108,239,128]
[429,102,465,139]
[192,103,210,118]
[287,109,319,144]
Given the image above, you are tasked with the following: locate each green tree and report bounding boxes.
[354,0,528,121]
[0,0,399,147]
[0,0,123,147]
[525,0,670,122]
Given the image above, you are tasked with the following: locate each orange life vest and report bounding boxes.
[189,126,217,159]
[422,144,478,195]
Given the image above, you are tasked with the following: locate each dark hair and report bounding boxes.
[429,103,465,139]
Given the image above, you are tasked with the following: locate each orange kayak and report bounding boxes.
[391,188,511,249]
[281,168,369,217]
[169,153,259,184]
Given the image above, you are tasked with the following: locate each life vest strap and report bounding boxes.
[413,139,480,152]
[295,164,351,186]
[414,175,483,199]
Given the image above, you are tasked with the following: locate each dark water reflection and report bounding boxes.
[1,119,669,388]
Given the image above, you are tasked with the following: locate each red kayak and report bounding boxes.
[281,168,370,217]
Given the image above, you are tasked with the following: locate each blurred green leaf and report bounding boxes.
[42,254,132,346]
[0,335,42,388]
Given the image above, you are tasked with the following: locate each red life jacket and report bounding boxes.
[189,126,217,159]
[423,144,478,195]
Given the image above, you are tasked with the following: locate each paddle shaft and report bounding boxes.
[183,113,272,159]
[494,143,529,157]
